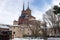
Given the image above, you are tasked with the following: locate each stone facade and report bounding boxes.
[10,20,47,38]
[9,24,32,38]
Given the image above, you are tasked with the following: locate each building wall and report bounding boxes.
[10,26,23,38]
[9,24,32,38]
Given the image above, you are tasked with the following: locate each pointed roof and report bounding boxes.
[26,0,31,11]
[23,1,25,11]
[27,1,29,9]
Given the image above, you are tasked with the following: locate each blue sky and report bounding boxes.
[0,0,60,25]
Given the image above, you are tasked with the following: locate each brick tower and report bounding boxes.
[18,1,35,25]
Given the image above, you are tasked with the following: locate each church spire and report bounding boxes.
[23,1,24,11]
[26,0,31,10]
[27,0,29,9]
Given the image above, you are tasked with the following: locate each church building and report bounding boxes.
[18,2,35,25]
[10,2,38,38]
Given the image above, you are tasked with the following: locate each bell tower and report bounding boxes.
[18,0,35,25]
[20,1,25,19]
[25,1,31,16]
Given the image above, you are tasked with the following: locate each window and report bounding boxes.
[13,32,15,34]
[27,33,29,35]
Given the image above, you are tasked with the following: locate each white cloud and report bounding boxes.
[0,0,34,25]
[31,9,43,21]
[42,0,60,13]
[43,0,60,12]
[0,0,60,25]
[52,0,60,6]
[0,16,5,20]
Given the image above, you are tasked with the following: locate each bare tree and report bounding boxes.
[28,20,45,38]
[43,9,57,28]
[53,5,60,34]
[43,5,60,37]
[28,20,47,40]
